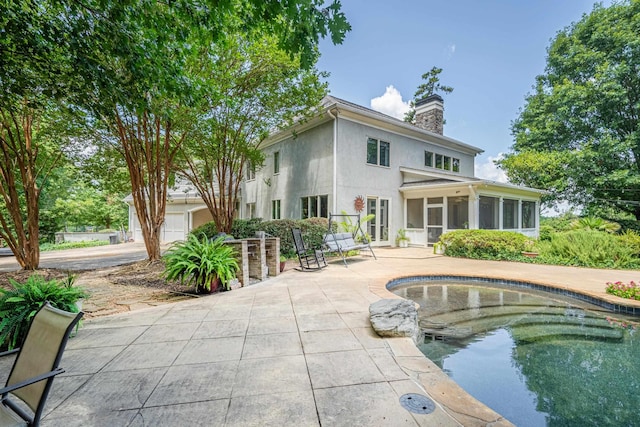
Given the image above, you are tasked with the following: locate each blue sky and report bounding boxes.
[317,0,611,181]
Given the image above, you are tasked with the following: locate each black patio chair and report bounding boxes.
[1,302,83,426]
[291,228,327,271]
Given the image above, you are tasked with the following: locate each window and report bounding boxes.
[273,151,280,174]
[522,201,536,229]
[425,151,461,173]
[301,195,328,219]
[447,196,468,229]
[245,162,256,181]
[406,199,424,228]
[246,203,256,219]
[425,151,433,167]
[272,199,281,220]
[366,137,390,167]
[479,196,499,229]
[503,199,519,229]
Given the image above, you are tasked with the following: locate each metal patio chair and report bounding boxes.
[291,228,327,271]
[1,302,83,426]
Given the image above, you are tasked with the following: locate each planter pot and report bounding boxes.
[196,277,220,294]
[280,261,286,272]
[398,240,409,248]
[521,251,539,258]
[433,244,444,255]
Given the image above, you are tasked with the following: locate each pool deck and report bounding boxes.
[2,248,639,426]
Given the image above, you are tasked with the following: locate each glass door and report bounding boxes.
[426,197,443,245]
[367,197,390,245]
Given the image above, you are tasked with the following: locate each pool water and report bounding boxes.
[393,282,640,427]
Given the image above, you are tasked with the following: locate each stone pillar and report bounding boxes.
[224,240,249,286]
[264,237,280,277]
[245,238,267,281]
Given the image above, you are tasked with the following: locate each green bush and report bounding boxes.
[537,230,640,269]
[440,230,530,260]
[191,217,332,258]
[231,218,264,239]
[190,221,220,240]
[163,234,239,292]
[0,274,89,350]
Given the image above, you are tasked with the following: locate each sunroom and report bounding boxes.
[399,169,544,247]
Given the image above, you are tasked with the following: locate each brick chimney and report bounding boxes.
[414,94,444,135]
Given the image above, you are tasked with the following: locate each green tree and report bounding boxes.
[176,33,328,233]
[500,1,640,219]
[403,66,454,123]
[0,1,74,269]
[68,0,350,261]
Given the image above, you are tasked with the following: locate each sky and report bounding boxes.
[317,0,612,182]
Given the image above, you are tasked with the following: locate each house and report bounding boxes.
[126,94,543,245]
[241,95,543,246]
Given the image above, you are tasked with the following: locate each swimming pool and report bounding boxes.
[392,280,640,427]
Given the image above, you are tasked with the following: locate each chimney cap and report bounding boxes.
[415,94,444,107]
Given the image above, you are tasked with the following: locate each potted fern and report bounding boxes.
[164,234,239,293]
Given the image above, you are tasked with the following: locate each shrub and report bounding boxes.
[0,274,88,350]
[570,216,620,233]
[163,234,239,292]
[606,281,640,301]
[231,218,264,239]
[537,230,640,269]
[190,221,220,240]
[440,230,530,260]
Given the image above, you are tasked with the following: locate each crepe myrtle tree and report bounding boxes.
[176,32,328,234]
[68,0,350,260]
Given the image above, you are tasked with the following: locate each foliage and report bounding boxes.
[404,67,454,123]
[570,217,620,233]
[0,274,88,350]
[537,231,640,269]
[40,240,110,252]
[176,31,329,234]
[439,230,530,260]
[336,211,374,242]
[163,234,239,292]
[606,280,640,301]
[501,1,640,219]
[194,217,331,258]
[396,228,409,244]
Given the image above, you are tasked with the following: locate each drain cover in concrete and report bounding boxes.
[399,393,435,414]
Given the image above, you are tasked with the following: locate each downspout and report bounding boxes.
[327,108,338,212]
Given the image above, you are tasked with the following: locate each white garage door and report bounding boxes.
[163,213,185,242]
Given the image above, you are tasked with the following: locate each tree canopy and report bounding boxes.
[1,0,350,266]
[403,66,453,123]
[500,0,640,219]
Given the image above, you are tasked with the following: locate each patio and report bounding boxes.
[2,247,639,426]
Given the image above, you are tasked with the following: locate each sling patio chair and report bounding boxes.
[1,302,83,426]
[291,228,327,271]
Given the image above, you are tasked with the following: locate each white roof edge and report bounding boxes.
[400,179,547,195]
[263,95,484,155]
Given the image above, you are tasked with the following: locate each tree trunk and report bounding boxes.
[114,110,185,261]
[0,106,45,270]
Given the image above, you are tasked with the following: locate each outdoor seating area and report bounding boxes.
[323,213,377,267]
[0,302,83,426]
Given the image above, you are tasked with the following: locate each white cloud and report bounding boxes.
[474,153,508,183]
[448,43,456,58]
[370,85,410,120]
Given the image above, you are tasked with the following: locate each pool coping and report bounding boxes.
[386,274,640,316]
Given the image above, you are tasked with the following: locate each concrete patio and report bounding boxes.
[2,248,639,426]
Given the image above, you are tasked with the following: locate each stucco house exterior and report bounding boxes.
[126,94,543,245]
